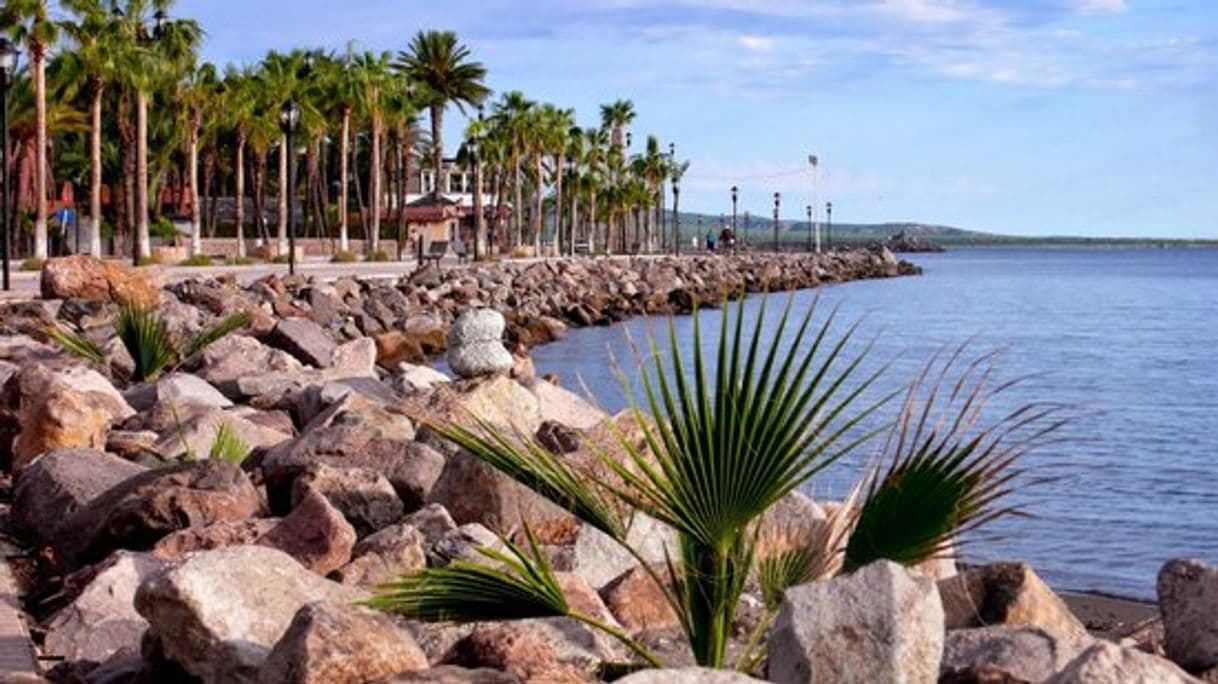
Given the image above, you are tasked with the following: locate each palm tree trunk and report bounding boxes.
[589,189,598,253]
[339,107,350,253]
[570,186,579,257]
[513,157,523,248]
[533,153,543,254]
[277,135,288,255]
[235,133,247,258]
[188,118,201,257]
[369,123,382,254]
[33,47,48,259]
[203,151,216,238]
[430,103,443,201]
[555,153,565,257]
[135,89,151,260]
[88,83,104,257]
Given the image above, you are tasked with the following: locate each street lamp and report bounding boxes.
[152,9,167,38]
[826,201,833,250]
[730,185,738,233]
[806,205,813,253]
[773,192,781,252]
[808,154,820,253]
[279,98,301,275]
[672,171,681,257]
[469,132,482,261]
[0,37,18,291]
[667,143,675,253]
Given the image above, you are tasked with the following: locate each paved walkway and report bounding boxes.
[0,542,39,678]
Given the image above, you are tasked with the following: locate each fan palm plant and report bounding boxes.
[371,298,1062,671]
[48,305,250,383]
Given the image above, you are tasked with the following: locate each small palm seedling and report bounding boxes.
[48,304,251,383]
[370,297,1063,671]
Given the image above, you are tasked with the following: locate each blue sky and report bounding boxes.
[178,0,1216,237]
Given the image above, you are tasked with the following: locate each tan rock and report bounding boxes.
[257,601,428,684]
[939,562,1089,642]
[333,524,427,586]
[153,519,281,560]
[600,565,679,634]
[259,489,356,575]
[445,618,624,682]
[40,255,162,307]
[1046,641,1200,684]
[11,365,135,474]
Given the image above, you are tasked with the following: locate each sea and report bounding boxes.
[527,247,1218,600]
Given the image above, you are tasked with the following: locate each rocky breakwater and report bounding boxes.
[0,254,1212,683]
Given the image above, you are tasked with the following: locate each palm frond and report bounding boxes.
[843,348,1067,572]
[367,525,569,622]
[183,310,251,361]
[756,488,860,610]
[208,422,250,464]
[115,305,177,383]
[435,419,629,540]
[45,325,106,365]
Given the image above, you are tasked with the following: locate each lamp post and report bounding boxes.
[469,134,482,262]
[730,185,738,233]
[279,98,301,275]
[808,154,820,253]
[667,143,675,253]
[772,192,780,252]
[672,171,681,257]
[826,201,833,250]
[0,38,18,291]
[806,205,813,253]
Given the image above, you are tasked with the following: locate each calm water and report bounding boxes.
[529,248,1218,599]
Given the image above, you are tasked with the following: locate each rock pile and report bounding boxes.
[0,253,1209,683]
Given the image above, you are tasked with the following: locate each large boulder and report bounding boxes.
[53,459,264,569]
[333,523,427,587]
[600,564,680,635]
[447,308,514,379]
[570,514,676,590]
[940,626,1093,683]
[768,560,944,684]
[149,407,292,461]
[268,318,338,368]
[40,255,162,307]
[134,545,366,684]
[259,488,357,575]
[616,668,767,684]
[293,464,405,537]
[43,551,168,664]
[257,601,428,684]
[153,518,281,560]
[1159,559,1218,672]
[10,365,135,474]
[939,563,1089,642]
[12,448,147,546]
[1046,641,1200,683]
[198,334,306,400]
[262,425,443,515]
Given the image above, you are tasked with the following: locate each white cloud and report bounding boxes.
[1068,0,1128,15]
[738,35,776,52]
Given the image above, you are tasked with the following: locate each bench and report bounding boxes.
[573,240,592,256]
[422,240,448,266]
[453,241,470,264]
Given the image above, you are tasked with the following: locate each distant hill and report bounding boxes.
[669,213,1218,247]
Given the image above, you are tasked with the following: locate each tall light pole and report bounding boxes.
[826,201,833,250]
[730,185,738,233]
[279,98,301,275]
[806,205,813,252]
[671,170,681,257]
[809,154,820,253]
[668,142,676,254]
[772,192,781,252]
[0,38,18,291]
[470,135,482,262]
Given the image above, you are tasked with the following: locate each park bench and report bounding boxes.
[423,240,448,266]
[573,240,591,256]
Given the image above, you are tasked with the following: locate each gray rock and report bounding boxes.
[199,335,306,399]
[269,318,338,368]
[941,626,1093,683]
[392,363,451,394]
[428,523,506,567]
[768,560,944,684]
[1046,641,1199,684]
[571,513,676,589]
[123,372,233,412]
[446,309,513,379]
[403,504,459,543]
[44,551,167,664]
[1158,558,1218,672]
[134,545,366,684]
[333,523,427,586]
[12,448,147,546]
[376,666,520,683]
[149,407,291,461]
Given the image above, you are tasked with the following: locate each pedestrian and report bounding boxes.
[706,230,716,252]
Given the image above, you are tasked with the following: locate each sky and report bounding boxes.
[176,0,1217,238]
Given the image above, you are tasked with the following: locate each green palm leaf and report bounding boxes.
[843,349,1067,572]
[115,305,178,383]
[208,422,250,464]
[45,325,107,365]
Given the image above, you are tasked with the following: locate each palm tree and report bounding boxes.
[3,0,57,260]
[491,91,533,248]
[178,63,217,257]
[220,67,256,258]
[257,50,303,257]
[352,51,392,255]
[321,47,358,253]
[395,30,490,203]
[599,98,635,150]
[61,0,124,258]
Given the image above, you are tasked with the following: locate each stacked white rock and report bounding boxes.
[447,308,514,379]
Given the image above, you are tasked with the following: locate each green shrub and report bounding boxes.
[271,254,292,264]
[151,216,177,241]
[367,249,392,262]
[136,254,162,267]
[331,250,358,263]
[227,256,256,266]
[20,258,45,272]
[179,254,214,267]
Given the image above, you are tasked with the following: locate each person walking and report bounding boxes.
[706,230,716,252]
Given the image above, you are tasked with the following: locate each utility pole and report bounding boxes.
[809,154,820,253]
[773,192,781,252]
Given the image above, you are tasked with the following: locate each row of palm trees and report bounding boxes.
[2,1,688,263]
